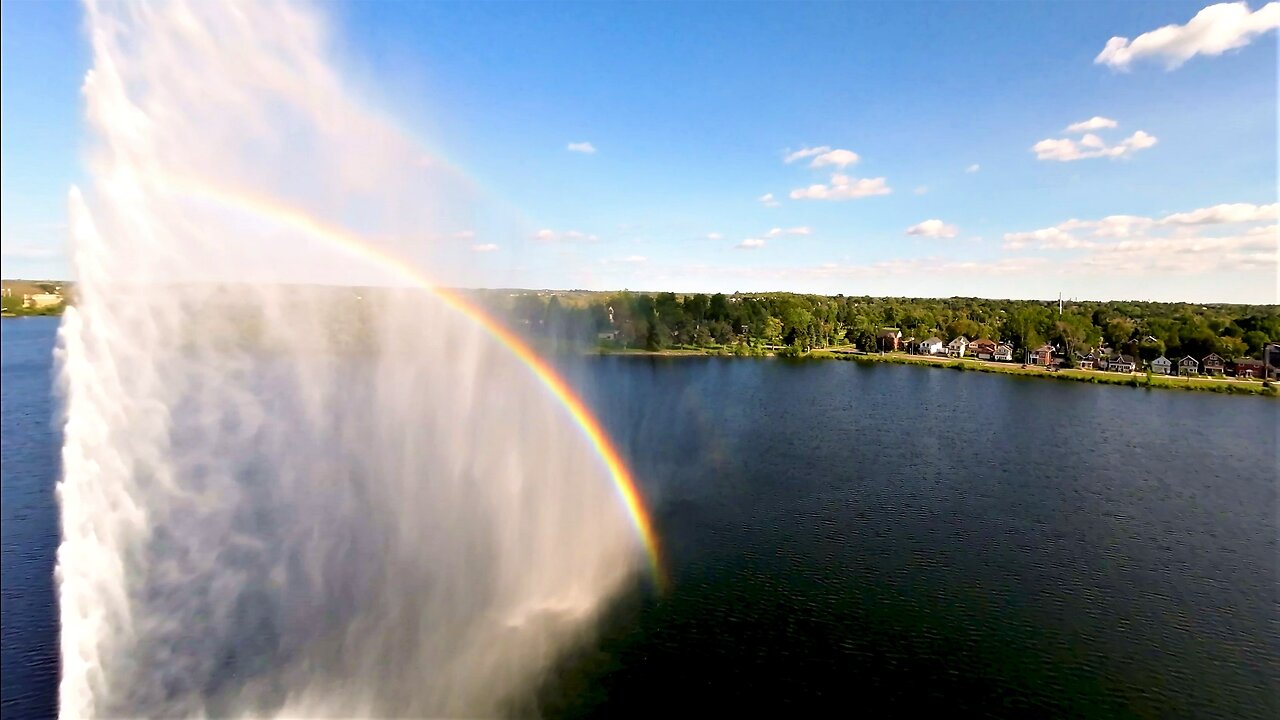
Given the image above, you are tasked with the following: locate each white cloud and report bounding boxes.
[534,228,598,242]
[905,219,959,238]
[471,243,498,252]
[706,232,724,240]
[736,238,766,249]
[1032,129,1157,161]
[1096,2,1280,70]
[1064,116,1118,133]
[1160,202,1279,224]
[810,149,860,168]
[1002,201,1278,275]
[790,173,891,200]
[453,230,476,240]
[766,226,811,237]
[757,192,781,207]
[965,163,980,173]
[566,141,597,154]
[0,242,63,260]
[914,186,929,195]
[622,255,647,263]
[783,146,830,163]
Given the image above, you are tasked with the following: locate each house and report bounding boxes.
[918,337,944,355]
[1108,354,1136,373]
[1029,344,1055,366]
[994,343,1014,362]
[1265,343,1280,380]
[1231,358,1265,379]
[1178,356,1199,376]
[946,335,969,357]
[876,328,903,352]
[1150,356,1172,375]
[1078,353,1096,370]
[23,293,62,308]
[1201,353,1226,376]
[969,339,998,360]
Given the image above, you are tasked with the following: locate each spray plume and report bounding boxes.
[56,1,645,716]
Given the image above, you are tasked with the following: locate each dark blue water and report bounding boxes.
[1,318,60,720]
[2,319,1276,718]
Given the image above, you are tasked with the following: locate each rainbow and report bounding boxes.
[161,177,666,591]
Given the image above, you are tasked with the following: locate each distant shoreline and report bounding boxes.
[595,346,1278,397]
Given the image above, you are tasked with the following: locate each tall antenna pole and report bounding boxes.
[1058,292,1063,316]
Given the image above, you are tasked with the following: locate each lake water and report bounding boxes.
[3,316,1276,718]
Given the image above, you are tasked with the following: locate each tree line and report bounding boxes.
[489,291,1280,361]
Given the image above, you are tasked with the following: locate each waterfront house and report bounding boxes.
[1201,353,1226,376]
[918,337,944,355]
[1231,358,1265,378]
[946,336,969,357]
[1108,354,1136,373]
[1029,344,1055,366]
[877,328,903,352]
[1078,353,1096,370]
[1150,356,1172,375]
[1178,356,1199,376]
[1265,343,1280,380]
[994,343,1014,362]
[970,339,998,360]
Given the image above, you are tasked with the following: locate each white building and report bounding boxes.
[918,337,943,355]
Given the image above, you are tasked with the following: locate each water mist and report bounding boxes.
[56,1,646,716]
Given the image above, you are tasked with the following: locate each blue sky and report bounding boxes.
[2,1,1277,302]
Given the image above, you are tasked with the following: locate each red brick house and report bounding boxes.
[876,328,902,352]
[969,338,998,360]
[1030,344,1055,366]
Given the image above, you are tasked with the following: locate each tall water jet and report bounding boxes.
[56,1,649,716]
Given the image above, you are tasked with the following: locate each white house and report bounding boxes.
[918,337,944,355]
[23,293,62,308]
[994,343,1014,362]
[946,336,969,357]
[1150,356,1172,375]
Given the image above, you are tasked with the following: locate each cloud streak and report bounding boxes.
[1002,201,1278,275]
[1032,130,1157,161]
[566,141,597,154]
[905,219,958,238]
[790,174,891,200]
[1096,1,1280,70]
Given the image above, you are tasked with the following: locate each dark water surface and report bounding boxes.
[2,318,1276,718]
[1,318,60,720]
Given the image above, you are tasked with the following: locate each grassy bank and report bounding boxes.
[598,346,1278,397]
[811,350,1278,396]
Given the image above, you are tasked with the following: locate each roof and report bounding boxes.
[877,329,901,338]
[1034,344,1055,352]
[1202,353,1225,363]
[1179,355,1198,363]
[948,335,968,344]
[1233,358,1264,366]
[971,338,996,347]
[922,336,942,344]
[995,342,1013,350]
[1152,355,1171,364]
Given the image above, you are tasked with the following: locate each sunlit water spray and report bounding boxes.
[56,1,653,716]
